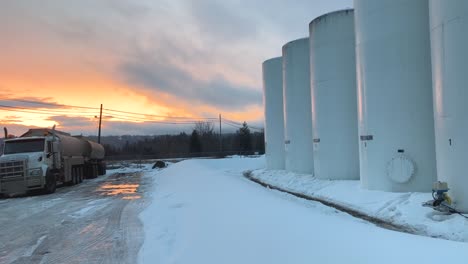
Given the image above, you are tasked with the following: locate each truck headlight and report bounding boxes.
[29,168,42,177]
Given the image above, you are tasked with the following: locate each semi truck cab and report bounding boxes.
[0,136,59,195]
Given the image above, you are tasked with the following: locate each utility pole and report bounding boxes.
[98,104,103,144]
[219,114,222,154]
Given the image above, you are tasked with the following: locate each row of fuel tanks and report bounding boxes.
[262,0,468,212]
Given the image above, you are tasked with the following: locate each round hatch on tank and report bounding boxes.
[386,154,415,184]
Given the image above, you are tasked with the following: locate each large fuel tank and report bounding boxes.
[354,0,436,192]
[282,37,314,174]
[309,9,359,180]
[73,136,105,160]
[86,140,105,160]
[429,0,468,212]
[263,57,286,170]
[58,134,90,157]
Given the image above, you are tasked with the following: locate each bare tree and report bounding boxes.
[193,121,214,136]
[192,121,216,152]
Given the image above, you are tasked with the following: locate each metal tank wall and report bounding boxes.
[354,0,437,191]
[309,9,359,180]
[74,136,105,160]
[429,0,468,212]
[262,57,286,170]
[58,135,90,157]
[282,38,314,174]
[87,140,105,160]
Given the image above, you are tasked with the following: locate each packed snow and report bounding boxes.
[138,156,468,264]
[250,167,468,242]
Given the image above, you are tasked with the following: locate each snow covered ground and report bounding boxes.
[250,166,468,242]
[138,156,468,264]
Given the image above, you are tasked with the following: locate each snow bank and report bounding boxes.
[250,168,468,242]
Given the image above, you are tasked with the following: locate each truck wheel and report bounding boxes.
[44,172,56,194]
[98,163,106,176]
[90,165,97,179]
[84,165,92,179]
[69,168,76,186]
[74,167,79,185]
[78,167,83,183]
[72,169,77,185]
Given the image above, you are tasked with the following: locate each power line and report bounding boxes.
[100,110,214,124]
[103,110,215,123]
[0,105,96,117]
[6,99,100,110]
[222,120,263,132]
[0,104,98,115]
[103,115,204,125]
[223,118,263,130]
[2,99,217,121]
[0,106,210,124]
[0,107,207,127]
[223,122,242,129]
[104,108,217,121]
[0,101,263,130]
[0,103,207,122]
[223,118,243,125]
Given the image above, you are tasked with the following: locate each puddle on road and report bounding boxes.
[96,172,142,200]
[98,184,141,200]
[122,195,142,200]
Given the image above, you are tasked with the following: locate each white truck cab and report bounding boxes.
[0,136,59,195]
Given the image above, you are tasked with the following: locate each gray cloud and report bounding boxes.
[119,50,262,111]
[46,115,95,128]
[187,0,258,43]
[106,0,151,19]
[239,0,353,38]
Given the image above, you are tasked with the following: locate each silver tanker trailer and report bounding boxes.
[0,127,106,195]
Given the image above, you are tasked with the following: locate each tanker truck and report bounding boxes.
[0,127,106,195]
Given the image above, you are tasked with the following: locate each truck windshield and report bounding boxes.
[3,139,45,154]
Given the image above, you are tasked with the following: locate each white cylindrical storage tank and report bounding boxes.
[283,38,314,174]
[355,0,437,192]
[309,9,359,180]
[263,57,286,170]
[429,0,468,212]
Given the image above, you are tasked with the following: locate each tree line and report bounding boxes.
[103,122,265,160]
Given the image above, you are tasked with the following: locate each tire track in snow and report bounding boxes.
[243,171,418,235]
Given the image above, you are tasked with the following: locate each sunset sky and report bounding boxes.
[0,0,351,136]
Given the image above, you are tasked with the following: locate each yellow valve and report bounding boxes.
[444,193,452,205]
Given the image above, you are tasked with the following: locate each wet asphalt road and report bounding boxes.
[0,169,151,264]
